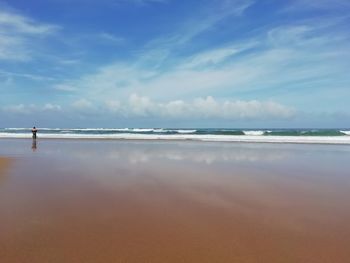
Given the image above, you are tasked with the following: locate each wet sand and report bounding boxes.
[0,157,11,178]
[0,157,10,166]
[0,139,350,262]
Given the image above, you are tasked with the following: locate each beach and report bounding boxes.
[0,156,11,180]
[0,139,350,262]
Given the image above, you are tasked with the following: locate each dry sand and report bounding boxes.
[0,140,349,263]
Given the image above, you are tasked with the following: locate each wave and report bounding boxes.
[265,130,345,136]
[63,128,131,132]
[340,130,350,136]
[4,127,132,132]
[1,128,350,143]
[130,128,153,132]
[4,128,30,130]
[176,129,197,134]
[153,128,167,133]
[243,130,265,136]
[1,132,350,144]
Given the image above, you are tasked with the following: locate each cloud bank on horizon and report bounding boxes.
[0,0,349,127]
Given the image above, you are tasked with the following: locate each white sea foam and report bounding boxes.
[4,128,31,131]
[4,127,131,131]
[340,130,350,135]
[176,130,197,134]
[6,127,80,131]
[153,129,169,133]
[68,128,131,131]
[2,127,190,133]
[131,128,154,132]
[1,132,350,144]
[243,130,265,136]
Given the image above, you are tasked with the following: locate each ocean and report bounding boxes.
[1,128,350,144]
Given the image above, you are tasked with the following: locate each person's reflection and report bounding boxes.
[32,139,37,152]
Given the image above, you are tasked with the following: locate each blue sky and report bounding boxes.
[0,0,349,128]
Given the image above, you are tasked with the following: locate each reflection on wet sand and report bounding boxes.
[31,140,292,163]
[0,140,350,263]
[31,139,37,152]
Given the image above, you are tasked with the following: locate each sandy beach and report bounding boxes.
[0,139,350,262]
[0,157,11,178]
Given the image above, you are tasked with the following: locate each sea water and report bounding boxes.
[1,128,350,144]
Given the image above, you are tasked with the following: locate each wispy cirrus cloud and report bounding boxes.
[284,0,350,11]
[118,0,169,5]
[0,10,59,35]
[98,32,125,45]
[0,34,29,61]
[144,0,254,51]
[57,2,349,110]
[0,70,56,81]
[51,0,257,100]
[0,9,60,61]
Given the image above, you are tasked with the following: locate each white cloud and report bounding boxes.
[0,95,295,121]
[72,99,94,111]
[98,32,125,44]
[2,103,62,114]
[0,34,30,61]
[52,17,350,109]
[0,11,59,35]
[105,94,295,120]
[0,9,59,61]
[11,0,346,124]
[43,103,62,111]
[105,100,121,113]
[181,43,255,69]
[0,70,56,81]
[267,25,312,47]
[3,104,29,114]
[285,0,350,11]
[143,0,254,53]
[53,84,77,91]
[128,93,156,116]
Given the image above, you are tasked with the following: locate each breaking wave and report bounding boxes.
[1,128,350,144]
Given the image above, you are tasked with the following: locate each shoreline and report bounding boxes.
[0,134,350,145]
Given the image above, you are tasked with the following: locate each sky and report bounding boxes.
[0,0,349,128]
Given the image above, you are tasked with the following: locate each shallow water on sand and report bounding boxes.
[0,139,350,263]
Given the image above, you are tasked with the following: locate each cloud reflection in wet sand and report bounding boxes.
[0,140,350,262]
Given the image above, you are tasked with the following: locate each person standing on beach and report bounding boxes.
[32,126,38,139]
